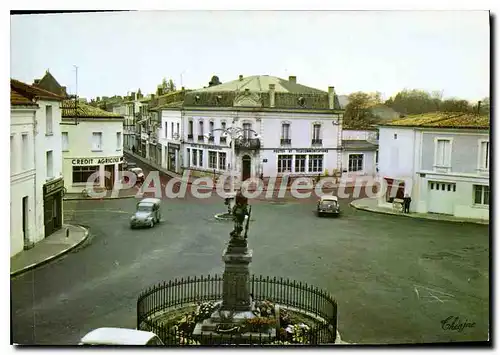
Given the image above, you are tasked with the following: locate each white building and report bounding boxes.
[61,100,124,194]
[377,112,489,220]
[150,90,189,174]
[10,79,65,257]
[180,75,344,183]
[341,128,379,178]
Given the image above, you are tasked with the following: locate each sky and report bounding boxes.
[10,10,490,102]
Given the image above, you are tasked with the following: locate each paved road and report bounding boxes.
[11,187,489,345]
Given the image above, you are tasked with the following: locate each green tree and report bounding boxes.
[343,92,382,128]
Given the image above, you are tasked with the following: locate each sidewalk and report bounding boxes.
[63,186,139,201]
[10,224,90,277]
[350,197,489,225]
[124,150,365,191]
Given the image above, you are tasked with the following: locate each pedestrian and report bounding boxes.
[403,194,411,213]
[132,145,136,154]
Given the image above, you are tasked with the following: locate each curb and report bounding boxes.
[349,201,489,225]
[10,225,90,278]
[63,194,138,201]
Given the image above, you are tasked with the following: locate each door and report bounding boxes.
[22,196,28,246]
[44,196,54,237]
[242,155,251,182]
[427,181,456,215]
[105,164,115,190]
[52,195,62,230]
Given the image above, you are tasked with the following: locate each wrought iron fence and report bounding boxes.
[137,274,337,345]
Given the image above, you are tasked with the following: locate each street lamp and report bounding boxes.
[206,126,261,214]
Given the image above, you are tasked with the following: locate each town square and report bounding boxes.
[9,9,490,346]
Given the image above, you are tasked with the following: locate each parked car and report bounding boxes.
[79,327,164,346]
[128,167,144,183]
[317,195,340,217]
[130,198,162,228]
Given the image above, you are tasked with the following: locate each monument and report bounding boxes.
[193,191,277,341]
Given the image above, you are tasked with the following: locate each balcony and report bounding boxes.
[197,135,205,142]
[187,134,193,140]
[235,138,261,151]
[208,136,214,143]
[280,138,291,146]
[311,139,322,146]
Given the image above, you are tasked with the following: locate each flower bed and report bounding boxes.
[152,300,318,345]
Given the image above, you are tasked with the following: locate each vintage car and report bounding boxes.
[128,167,144,183]
[79,327,164,346]
[317,195,340,217]
[130,198,161,228]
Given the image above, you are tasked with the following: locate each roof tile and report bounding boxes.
[381,112,489,129]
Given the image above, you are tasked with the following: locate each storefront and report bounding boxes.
[64,155,124,193]
[168,142,181,174]
[43,177,64,237]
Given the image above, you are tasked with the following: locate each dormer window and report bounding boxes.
[195,95,200,103]
[298,97,305,107]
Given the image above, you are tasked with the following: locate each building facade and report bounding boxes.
[181,75,344,182]
[10,79,65,256]
[341,129,379,178]
[61,100,124,194]
[377,113,490,220]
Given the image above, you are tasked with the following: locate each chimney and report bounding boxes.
[181,86,185,91]
[328,86,335,109]
[477,100,482,114]
[288,76,296,84]
[269,84,276,108]
[34,79,40,85]
[245,88,250,94]
[239,75,244,81]
[131,92,136,101]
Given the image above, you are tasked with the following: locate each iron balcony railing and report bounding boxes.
[280,138,291,146]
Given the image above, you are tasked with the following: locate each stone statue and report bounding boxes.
[230,191,250,240]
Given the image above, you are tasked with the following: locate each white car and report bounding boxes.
[128,167,145,183]
[79,327,164,346]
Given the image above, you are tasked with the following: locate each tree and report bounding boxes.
[161,78,176,93]
[440,99,472,113]
[343,92,382,128]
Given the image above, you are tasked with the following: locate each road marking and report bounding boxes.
[413,284,455,303]
[64,209,131,215]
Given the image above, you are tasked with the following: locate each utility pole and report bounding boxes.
[74,65,79,124]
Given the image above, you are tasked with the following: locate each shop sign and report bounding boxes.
[168,143,181,150]
[272,148,329,153]
[188,143,223,150]
[71,156,124,165]
[44,178,64,197]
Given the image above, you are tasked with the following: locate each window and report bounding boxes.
[394,134,397,140]
[219,152,226,170]
[199,120,204,135]
[164,122,168,138]
[295,155,306,173]
[72,165,100,183]
[210,121,215,135]
[10,135,14,173]
[187,148,191,167]
[479,141,489,170]
[46,150,53,178]
[348,154,363,172]
[221,121,227,130]
[198,150,204,167]
[92,132,102,151]
[209,151,217,169]
[62,132,69,151]
[435,139,451,167]
[375,150,379,164]
[176,123,180,136]
[281,123,290,140]
[22,134,29,170]
[308,155,323,173]
[188,120,193,135]
[171,122,174,139]
[243,123,252,139]
[312,124,321,140]
[116,132,122,150]
[46,105,53,134]
[192,149,197,166]
[278,155,292,173]
[474,185,489,205]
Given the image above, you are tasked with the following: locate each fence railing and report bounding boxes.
[137,274,337,345]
